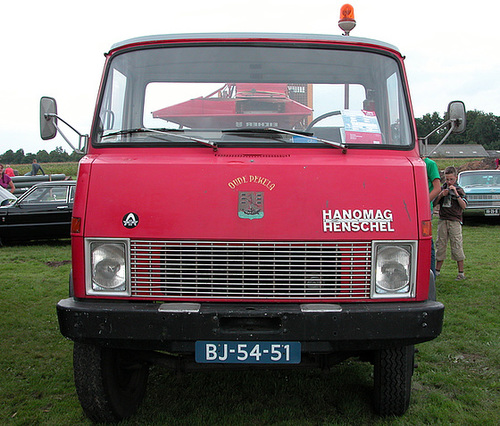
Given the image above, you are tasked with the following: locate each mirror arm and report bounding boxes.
[45,113,87,154]
[418,118,461,158]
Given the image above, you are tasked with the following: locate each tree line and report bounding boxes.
[1,109,499,163]
[0,146,83,165]
[415,109,500,149]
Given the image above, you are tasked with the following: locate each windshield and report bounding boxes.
[459,172,500,186]
[95,43,412,148]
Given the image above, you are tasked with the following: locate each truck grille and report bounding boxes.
[130,240,371,300]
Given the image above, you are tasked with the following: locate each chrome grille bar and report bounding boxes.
[130,240,371,300]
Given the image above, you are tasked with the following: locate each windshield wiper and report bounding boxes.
[101,128,218,151]
[267,128,347,153]
[222,127,346,152]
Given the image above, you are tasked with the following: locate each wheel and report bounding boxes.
[373,345,414,416]
[73,342,149,423]
[305,110,342,131]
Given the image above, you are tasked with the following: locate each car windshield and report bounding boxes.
[460,172,500,187]
[95,43,412,148]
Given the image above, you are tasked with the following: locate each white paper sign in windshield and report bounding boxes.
[342,110,382,144]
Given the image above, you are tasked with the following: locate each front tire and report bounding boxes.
[373,345,414,416]
[73,342,149,423]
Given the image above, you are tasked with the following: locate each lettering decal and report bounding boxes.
[123,212,139,229]
[239,192,264,220]
[235,121,279,128]
[322,209,395,233]
[228,175,275,191]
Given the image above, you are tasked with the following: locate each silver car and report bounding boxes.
[0,186,17,206]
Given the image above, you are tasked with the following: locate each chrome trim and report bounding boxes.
[85,238,131,296]
[130,240,372,300]
[370,240,417,299]
[158,302,201,313]
[300,304,342,313]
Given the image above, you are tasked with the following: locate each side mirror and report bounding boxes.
[40,96,58,140]
[419,101,467,158]
[448,101,466,134]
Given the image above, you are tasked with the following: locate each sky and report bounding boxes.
[1,0,499,154]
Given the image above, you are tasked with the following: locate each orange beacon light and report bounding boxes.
[339,4,356,36]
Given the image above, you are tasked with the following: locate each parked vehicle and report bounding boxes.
[42,4,466,422]
[0,181,76,243]
[0,186,17,207]
[11,173,68,196]
[458,170,500,218]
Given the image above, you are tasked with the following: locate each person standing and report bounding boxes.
[424,157,441,277]
[4,165,15,177]
[434,166,467,280]
[0,164,15,193]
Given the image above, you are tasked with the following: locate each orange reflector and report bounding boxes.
[71,217,82,234]
[340,4,355,21]
[422,220,432,237]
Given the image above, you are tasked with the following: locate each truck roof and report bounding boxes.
[109,33,400,55]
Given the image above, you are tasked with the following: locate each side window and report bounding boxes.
[100,68,127,132]
[386,72,410,145]
[22,187,68,204]
[51,187,68,201]
[69,186,75,203]
[22,187,49,204]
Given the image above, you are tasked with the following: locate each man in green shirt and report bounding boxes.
[424,157,441,277]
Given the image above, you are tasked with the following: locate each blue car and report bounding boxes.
[458,170,500,219]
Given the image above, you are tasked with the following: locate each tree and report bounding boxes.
[13,149,25,164]
[416,109,500,149]
[467,112,500,149]
[415,112,446,145]
[48,146,70,162]
[0,149,15,164]
[36,150,50,163]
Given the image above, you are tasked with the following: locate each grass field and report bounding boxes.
[1,217,499,425]
[8,163,79,179]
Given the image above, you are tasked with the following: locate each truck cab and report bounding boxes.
[43,8,466,422]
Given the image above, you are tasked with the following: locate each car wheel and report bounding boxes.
[73,342,149,423]
[373,345,414,416]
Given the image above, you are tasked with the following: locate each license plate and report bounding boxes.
[195,341,301,364]
[485,208,500,216]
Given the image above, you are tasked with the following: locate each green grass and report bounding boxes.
[9,163,79,179]
[1,223,499,424]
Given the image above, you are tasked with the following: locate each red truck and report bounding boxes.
[41,5,466,422]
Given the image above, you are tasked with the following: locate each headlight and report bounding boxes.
[371,242,416,298]
[86,239,130,295]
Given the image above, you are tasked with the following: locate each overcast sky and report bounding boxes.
[1,0,499,154]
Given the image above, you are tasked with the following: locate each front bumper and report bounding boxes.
[463,207,500,218]
[57,299,444,353]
